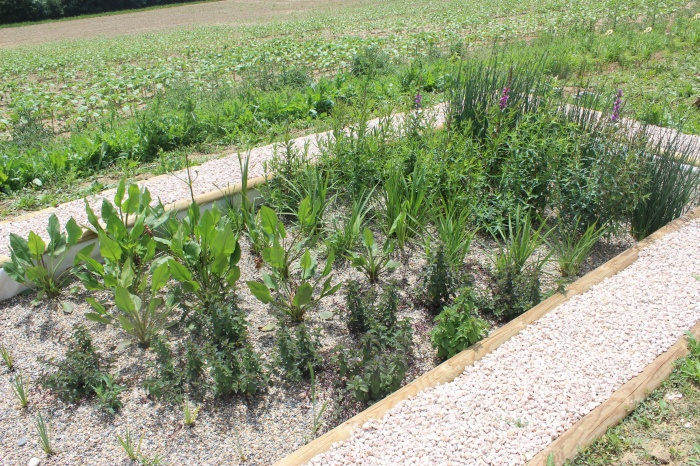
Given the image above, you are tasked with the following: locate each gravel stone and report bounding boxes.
[17,437,27,446]
[308,218,700,465]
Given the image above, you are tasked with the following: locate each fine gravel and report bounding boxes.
[0,105,447,259]
[307,217,700,466]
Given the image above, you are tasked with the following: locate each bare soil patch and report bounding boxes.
[0,0,374,48]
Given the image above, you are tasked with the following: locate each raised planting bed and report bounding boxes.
[2,58,700,465]
[293,207,700,466]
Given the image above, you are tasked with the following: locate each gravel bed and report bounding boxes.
[307,218,700,466]
[0,105,447,259]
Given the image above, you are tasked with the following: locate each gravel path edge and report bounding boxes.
[274,204,700,466]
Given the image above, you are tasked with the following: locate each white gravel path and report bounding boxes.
[308,217,700,466]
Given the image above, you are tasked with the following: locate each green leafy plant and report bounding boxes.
[209,343,268,397]
[93,373,126,415]
[41,326,109,404]
[35,413,54,456]
[143,336,206,403]
[328,188,374,257]
[549,217,606,277]
[247,206,340,323]
[493,209,552,275]
[1,343,14,371]
[84,272,179,349]
[431,290,489,360]
[276,324,323,382]
[161,202,242,312]
[382,164,430,248]
[343,280,401,335]
[75,179,171,292]
[5,213,83,300]
[348,228,400,283]
[432,198,476,268]
[335,319,413,402]
[11,371,29,408]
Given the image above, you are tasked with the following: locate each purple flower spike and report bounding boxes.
[611,89,623,122]
[415,92,423,110]
[499,87,510,110]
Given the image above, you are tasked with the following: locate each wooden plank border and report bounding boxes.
[274,204,700,466]
[528,320,700,465]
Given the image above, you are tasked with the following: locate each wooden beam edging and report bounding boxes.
[274,204,700,466]
[528,320,700,466]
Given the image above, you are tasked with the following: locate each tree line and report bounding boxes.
[1,0,202,25]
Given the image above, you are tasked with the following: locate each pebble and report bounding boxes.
[17,438,27,447]
[27,458,41,466]
[309,219,700,465]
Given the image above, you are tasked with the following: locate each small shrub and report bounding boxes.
[344,280,374,335]
[419,245,458,315]
[431,291,489,360]
[144,337,205,403]
[209,343,267,397]
[334,319,413,403]
[488,263,541,319]
[276,324,323,382]
[41,326,109,404]
[351,46,390,77]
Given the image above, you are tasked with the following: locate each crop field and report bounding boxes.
[0,0,699,217]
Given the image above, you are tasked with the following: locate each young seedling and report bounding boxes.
[308,365,328,440]
[117,427,142,461]
[183,400,201,427]
[348,228,400,283]
[11,372,29,408]
[35,413,53,455]
[1,343,14,371]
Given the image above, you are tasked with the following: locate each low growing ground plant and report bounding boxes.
[11,371,29,408]
[41,326,111,404]
[276,324,323,382]
[419,244,459,315]
[5,213,83,300]
[431,290,489,360]
[35,413,53,456]
[1,343,14,371]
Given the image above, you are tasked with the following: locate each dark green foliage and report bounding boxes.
[41,326,109,404]
[431,290,489,360]
[276,324,323,382]
[209,343,267,397]
[0,0,205,25]
[143,337,207,402]
[344,280,373,335]
[334,319,413,403]
[5,214,83,299]
[343,281,401,335]
[206,300,249,348]
[419,245,458,315]
[487,263,541,319]
[161,202,242,313]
